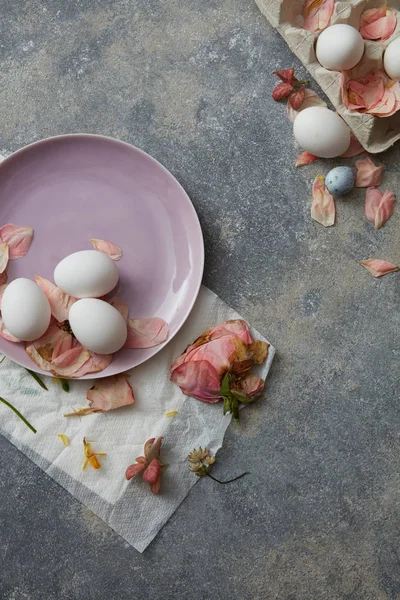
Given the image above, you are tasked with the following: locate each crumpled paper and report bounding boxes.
[0,285,275,552]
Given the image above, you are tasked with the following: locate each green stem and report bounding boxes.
[0,396,37,434]
[207,471,249,485]
[25,369,48,391]
[60,379,70,392]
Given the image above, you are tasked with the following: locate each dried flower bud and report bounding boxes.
[272,82,294,101]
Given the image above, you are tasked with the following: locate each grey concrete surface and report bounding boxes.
[1,1,400,599]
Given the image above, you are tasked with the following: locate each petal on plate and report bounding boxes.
[287,88,327,122]
[170,359,222,403]
[295,150,319,167]
[340,133,365,158]
[360,259,399,278]
[86,374,135,412]
[126,462,146,480]
[355,156,384,188]
[0,283,7,307]
[0,270,7,286]
[35,275,77,323]
[311,175,335,227]
[0,243,9,274]
[0,317,20,342]
[302,0,335,32]
[125,317,169,349]
[108,297,129,322]
[375,190,396,229]
[90,238,122,260]
[87,352,113,373]
[0,224,33,259]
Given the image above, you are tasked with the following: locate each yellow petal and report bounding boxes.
[165,411,178,418]
[57,433,69,446]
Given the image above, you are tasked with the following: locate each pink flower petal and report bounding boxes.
[360,8,397,41]
[170,359,222,403]
[181,336,239,376]
[341,70,400,118]
[365,188,396,229]
[287,89,327,123]
[340,133,365,158]
[302,0,335,32]
[360,259,399,278]
[87,352,113,373]
[208,320,253,344]
[311,175,335,227]
[125,317,169,349]
[0,271,7,286]
[295,151,319,168]
[86,374,135,412]
[381,10,397,41]
[90,238,122,261]
[142,458,161,485]
[355,157,384,188]
[52,345,88,369]
[35,275,77,323]
[145,437,163,462]
[125,462,146,480]
[234,374,265,397]
[0,317,20,342]
[0,243,9,274]
[108,297,129,322]
[0,283,7,306]
[0,224,33,259]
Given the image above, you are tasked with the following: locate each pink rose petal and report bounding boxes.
[90,238,122,261]
[360,8,397,41]
[85,374,135,412]
[125,317,169,349]
[295,151,319,168]
[181,336,239,376]
[170,359,221,403]
[302,0,335,32]
[142,458,161,485]
[355,157,384,188]
[35,275,77,323]
[0,283,7,306]
[287,88,327,123]
[360,259,399,278]
[341,70,400,118]
[340,133,365,158]
[0,224,33,259]
[208,319,253,344]
[365,188,396,229]
[0,243,9,274]
[125,462,146,480]
[311,175,335,227]
[0,317,20,342]
[0,271,7,286]
[234,374,265,397]
[108,297,129,322]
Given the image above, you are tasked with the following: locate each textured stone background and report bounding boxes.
[1,1,399,599]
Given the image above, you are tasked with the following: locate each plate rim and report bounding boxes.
[0,133,205,379]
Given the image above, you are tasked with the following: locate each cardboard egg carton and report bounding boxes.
[255,0,400,153]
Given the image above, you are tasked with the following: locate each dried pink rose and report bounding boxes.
[0,224,33,259]
[360,259,399,278]
[341,70,400,118]
[311,175,335,227]
[295,150,319,168]
[64,374,134,416]
[35,275,77,322]
[0,243,9,274]
[90,238,122,261]
[302,0,335,32]
[360,7,397,41]
[126,436,166,495]
[169,360,222,403]
[365,188,396,229]
[125,317,169,349]
[356,157,384,188]
[287,88,327,123]
[340,133,365,158]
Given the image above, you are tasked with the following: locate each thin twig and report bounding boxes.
[0,397,37,434]
[207,471,249,485]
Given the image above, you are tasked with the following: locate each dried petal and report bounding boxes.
[233,373,265,397]
[125,317,169,349]
[0,271,7,286]
[35,275,77,322]
[360,259,399,278]
[145,436,163,463]
[287,88,327,122]
[58,433,69,446]
[273,68,295,84]
[340,134,366,158]
[355,157,384,188]
[165,411,178,418]
[82,438,106,470]
[90,238,122,261]
[0,243,9,274]
[0,283,7,306]
[170,359,222,402]
[125,462,146,480]
[142,458,161,485]
[295,151,319,168]
[360,8,397,41]
[365,188,396,229]
[303,0,335,32]
[249,340,269,364]
[0,224,33,259]
[0,318,20,342]
[289,86,306,110]
[341,70,400,118]
[108,297,129,322]
[311,175,335,227]
[272,82,294,101]
[85,374,135,412]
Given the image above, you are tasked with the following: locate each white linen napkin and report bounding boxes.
[0,285,275,552]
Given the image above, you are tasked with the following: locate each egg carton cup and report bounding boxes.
[255,0,400,153]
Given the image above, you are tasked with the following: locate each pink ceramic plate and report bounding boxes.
[0,135,204,378]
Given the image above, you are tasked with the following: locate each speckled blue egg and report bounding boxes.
[325,166,355,196]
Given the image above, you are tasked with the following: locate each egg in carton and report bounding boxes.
[255,0,400,153]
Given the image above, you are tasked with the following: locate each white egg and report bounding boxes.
[54,250,119,298]
[384,37,400,81]
[293,107,351,158]
[1,278,51,341]
[316,24,364,71]
[69,298,127,354]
